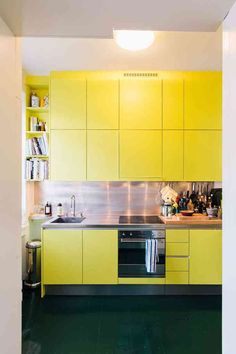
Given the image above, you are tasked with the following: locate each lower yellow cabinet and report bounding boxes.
[83,230,118,284]
[189,230,222,285]
[166,272,189,284]
[42,229,83,284]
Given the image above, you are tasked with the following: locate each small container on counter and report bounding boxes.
[45,202,52,216]
[57,203,63,217]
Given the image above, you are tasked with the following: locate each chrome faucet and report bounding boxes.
[70,195,76,217]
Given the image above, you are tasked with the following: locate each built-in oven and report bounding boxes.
[118,229,166,278]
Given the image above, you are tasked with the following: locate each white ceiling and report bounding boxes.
[22,30,222,75]
[0,0,235,36]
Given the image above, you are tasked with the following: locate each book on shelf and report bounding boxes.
[25,158,49,180]
[25,133,48,156]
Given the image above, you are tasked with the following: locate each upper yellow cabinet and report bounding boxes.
[50,77,86,129]
[184,72,222,130]
[87,79,119,129]
[163,130,183,181]
[83,230,118,284]
[120,79,162,129]
[120,130,162,179]
[189,229,222,285]
[184,130,222,181]
[42,229,83,285]
[87,130,118,181]
[50,130,86,181]
[163,79,184,129]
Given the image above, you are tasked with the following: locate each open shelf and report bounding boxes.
[26,107,49,113]
[26,131,49,135]
[26,155,49,159]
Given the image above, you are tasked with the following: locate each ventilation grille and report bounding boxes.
[123,72,158,77]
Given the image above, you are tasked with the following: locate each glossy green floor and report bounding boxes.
[22,290,221,354]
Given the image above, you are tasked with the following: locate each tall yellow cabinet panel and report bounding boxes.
[87,130,118,180]
[42,230,83,284]
[83,230,118,284]
[87,79,119,129]
[50,77,86,129]
[184,72,222,130]
[163,131,183,181]
[120,79,162,129]
[163,79,184,129]
[189,230,222,284]
[50,130,86,181]
[184,130,222,181]
[120,130,162,179]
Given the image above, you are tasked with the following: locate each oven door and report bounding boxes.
[118,237,165,278]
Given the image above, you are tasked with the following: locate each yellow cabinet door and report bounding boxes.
[163,79,184,129]
[166,229,189,243]
[87,130,118,181]
[189,230,222,285]
[50,77,86,129]
[42,230,83,284]
[184,72,222,130]
[87,79,119,129]
[50,130,86,181]
[83,230,118,284]
[184,130,222,181]
[120,130,162,179]
[166,272,189,284]
[120,79,162,129]
[163,131,183,181]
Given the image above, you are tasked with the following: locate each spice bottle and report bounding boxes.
[45,202,52,216]
[57,203,63,217]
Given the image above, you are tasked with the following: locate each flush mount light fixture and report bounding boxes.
[113,30,155,51]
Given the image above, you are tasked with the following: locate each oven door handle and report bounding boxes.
[120,238,147,243]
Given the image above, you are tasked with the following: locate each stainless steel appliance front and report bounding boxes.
[118,229,166,278]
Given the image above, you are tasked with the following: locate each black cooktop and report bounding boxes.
[119,215,164,224]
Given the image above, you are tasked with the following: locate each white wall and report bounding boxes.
[0,17,21,354]
[22,29,222,75]
[223,3,236,354]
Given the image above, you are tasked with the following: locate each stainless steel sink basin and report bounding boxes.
[51,217,86,224]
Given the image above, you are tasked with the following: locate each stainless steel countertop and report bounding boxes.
[42,214,222,230]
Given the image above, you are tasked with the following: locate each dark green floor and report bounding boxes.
[22,289,221,354]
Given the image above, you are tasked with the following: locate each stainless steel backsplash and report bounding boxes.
[34,181,213,216]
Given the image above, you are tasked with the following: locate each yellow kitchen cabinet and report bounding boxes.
[184,72,222,130]
[163,131,184,181]
[50,130,86,181]
[83,230,118,284]
[163,79,184,129]
[120,79,162,129]
[166,229,189,243]
[42,230,83,284]
[166,272,189,284]
[50,77,86,129]
[166,257,189,272]
[184,130,222,181]
[189,230,222,284]
[87,130,118,181]
[87,79,119,129]
[166,243,189,257]
[120,130,162,179]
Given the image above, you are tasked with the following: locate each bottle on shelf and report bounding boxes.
[31,92,39,108]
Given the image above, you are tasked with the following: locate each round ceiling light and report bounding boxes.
[114,30,155,51]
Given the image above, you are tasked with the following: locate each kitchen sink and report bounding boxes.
[51,217,86,224]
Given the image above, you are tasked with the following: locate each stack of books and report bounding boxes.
[25,134,48,156]
[25,158,49,180]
